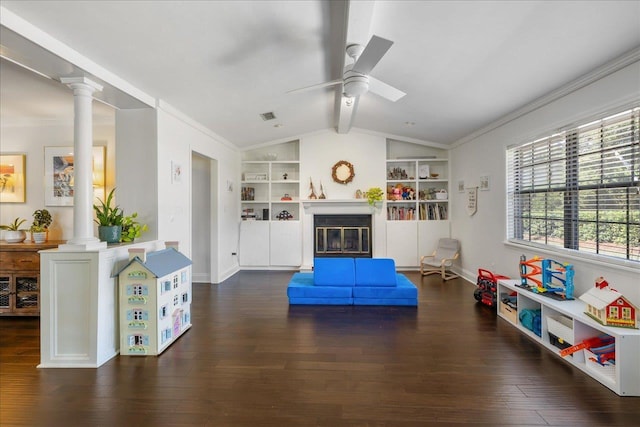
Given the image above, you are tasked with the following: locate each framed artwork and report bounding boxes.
[44,146,106,206]
[457,180,465,193]
[479,175,491,191]
[0,154,26,203]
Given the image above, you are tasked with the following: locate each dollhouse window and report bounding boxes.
[181,271,187,283]
[160,304,168,319]
[133,285,144,296]
[133,335,144,346]
[610,306,619,318]
[182,292,188,303]
[133,309,143,320]
[622,307,632,320]
[163,281,171,293]
[173,275,179,289]
[173,295,179,306]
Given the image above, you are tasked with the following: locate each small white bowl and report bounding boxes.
[264,153,278,161]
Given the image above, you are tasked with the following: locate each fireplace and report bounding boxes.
[314,214,372,258]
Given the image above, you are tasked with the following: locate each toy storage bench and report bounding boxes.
[497,279,640,396]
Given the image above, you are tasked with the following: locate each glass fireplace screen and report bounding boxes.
[315,227,370,255]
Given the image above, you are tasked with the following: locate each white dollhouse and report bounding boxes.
[117,242,193,356]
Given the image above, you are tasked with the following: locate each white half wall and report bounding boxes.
[450,60,640,306]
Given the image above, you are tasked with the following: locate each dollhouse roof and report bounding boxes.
[579,286,635,310]
[115,248,192,278]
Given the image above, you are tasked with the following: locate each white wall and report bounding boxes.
[450,60,640,306]
[0,112,116,241]
[115,108,158,241]
[156,106,240,283]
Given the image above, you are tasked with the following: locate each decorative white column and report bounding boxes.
[58,77,106,250]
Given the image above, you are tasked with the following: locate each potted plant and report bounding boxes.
[365,187,384,206]
[0,217,28,243]
[120,212,148,243]
[30,209,52,243]
[93,188,123,243]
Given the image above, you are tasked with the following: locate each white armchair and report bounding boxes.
[420,238,460,280]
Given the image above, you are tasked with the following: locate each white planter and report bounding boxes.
[4,230,27,243]
[32,231,47,243]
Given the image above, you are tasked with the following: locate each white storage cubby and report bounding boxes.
[241,140,300,221]
[497,279,640,396]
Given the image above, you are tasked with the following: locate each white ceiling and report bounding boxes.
[1,1,639,149]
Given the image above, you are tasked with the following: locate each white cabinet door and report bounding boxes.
[239,221,270,266]
[270,221,302,266]
[418,220,451,259]
[386,221,419,267]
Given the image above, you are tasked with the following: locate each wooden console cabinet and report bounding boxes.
[0,240,63,316]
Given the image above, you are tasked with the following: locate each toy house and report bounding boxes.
[579,277,638,329]
[117,242,193,355]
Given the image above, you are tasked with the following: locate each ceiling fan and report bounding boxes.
[288,35,406,102]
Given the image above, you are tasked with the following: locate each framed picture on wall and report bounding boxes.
[44,146,106,206]
[0,154,26,203]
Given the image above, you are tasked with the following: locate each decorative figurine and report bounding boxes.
[355,189,363,199]
[308,178,317,199]
[319,181,326,199]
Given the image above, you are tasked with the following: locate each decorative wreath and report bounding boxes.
[331,160,355,185]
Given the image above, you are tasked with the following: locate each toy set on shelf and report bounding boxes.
[560,334,616,368]
[518,255,575,300]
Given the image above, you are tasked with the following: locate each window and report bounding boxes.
[507,107,639,262]
[173,275,179,289]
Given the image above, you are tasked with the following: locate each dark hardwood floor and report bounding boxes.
[1,271,639,426]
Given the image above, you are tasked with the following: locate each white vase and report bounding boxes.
[4,230,27,243]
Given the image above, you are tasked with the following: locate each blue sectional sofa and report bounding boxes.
[287,257,418,306]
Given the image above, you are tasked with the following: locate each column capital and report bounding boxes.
[60,76,103,93]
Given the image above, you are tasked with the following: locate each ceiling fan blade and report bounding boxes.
[368,76,406,102]
[351,35,393,75]
[287,79,342,94]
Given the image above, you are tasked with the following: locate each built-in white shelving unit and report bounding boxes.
[385,140,451,267]
[240,140,302,267]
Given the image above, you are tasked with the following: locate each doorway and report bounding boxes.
[191,152,217,283]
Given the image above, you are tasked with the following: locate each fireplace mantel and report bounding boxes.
[302,199,381,214]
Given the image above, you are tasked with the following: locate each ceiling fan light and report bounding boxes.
[343,78,369,97]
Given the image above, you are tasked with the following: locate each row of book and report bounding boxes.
[386,203,448,220]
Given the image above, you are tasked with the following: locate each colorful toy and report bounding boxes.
[519,255,542,288]
[560,334,615,358]
[579,277,638,329]
[474,268,509,308]
[518,255,574,300]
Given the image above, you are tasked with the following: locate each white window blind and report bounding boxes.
[507,107,639,262]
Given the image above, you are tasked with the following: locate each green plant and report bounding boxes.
[31,209,52,232]
[366,187,384,206]
[93,188,123,227]
[120,212,148,242]
[0,217,27,231]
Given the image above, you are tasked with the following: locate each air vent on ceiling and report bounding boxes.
[260,111,277,121]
